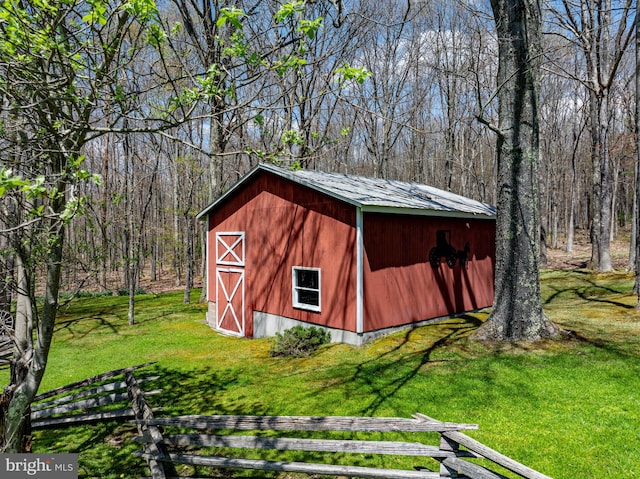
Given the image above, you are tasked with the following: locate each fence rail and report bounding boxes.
[134,413,553,479]
[30,367,554,479]
[31,363,158,430]
[0,337,11,368]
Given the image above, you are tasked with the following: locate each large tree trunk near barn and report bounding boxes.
[474,0,559,342]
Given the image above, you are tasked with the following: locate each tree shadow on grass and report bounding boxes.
[33,364,263,479]
[558,327,640,359]
[320,316,483,417]
[142,364,271,418]
[53,310,184,341]
[55,315,121,338]
[544,276,635,308]
[54,295,206,340]
[575,287,635,309]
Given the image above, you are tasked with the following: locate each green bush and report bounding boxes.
[59,290,113,300]
[269,325,330,358]
[77,290,113,298]
[116,288,147,296]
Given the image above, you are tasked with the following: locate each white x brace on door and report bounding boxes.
[215,232,245,336]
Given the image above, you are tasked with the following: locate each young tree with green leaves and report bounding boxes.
[0,0,186,451]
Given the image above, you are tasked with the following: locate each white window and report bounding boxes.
[292,267,321,312]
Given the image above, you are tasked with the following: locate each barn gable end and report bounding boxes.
[197,164,496,345]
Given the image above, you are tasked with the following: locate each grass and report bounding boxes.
[2,272,640,479]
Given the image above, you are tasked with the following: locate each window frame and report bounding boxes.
[292,266,322,313]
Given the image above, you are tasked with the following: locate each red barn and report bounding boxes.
[196,163,496,345]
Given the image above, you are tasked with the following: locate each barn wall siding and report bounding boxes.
[203,169,496,343]
[362,214,495,331]
[208,172,358,337]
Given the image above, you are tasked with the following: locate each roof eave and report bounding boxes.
[195,163,265,220]
[196,163,363,220]
[360,205,496,219]
[196,162,496,220]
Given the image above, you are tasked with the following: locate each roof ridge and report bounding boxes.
[196,163,496,220]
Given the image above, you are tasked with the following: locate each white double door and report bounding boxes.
[215,232,245,336]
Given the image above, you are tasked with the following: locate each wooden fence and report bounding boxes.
[0,335,11,369]
[31,365,174,478]
[31,364,159,430]
[134,413,553,479]
[29,366,553,479]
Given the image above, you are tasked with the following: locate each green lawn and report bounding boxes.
[4,271,640,478]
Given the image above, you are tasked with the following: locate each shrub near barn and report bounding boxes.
[269,326,330,357]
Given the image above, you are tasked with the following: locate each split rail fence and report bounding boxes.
[30,366,553,479]
[31,364,159,429]
[134,413,553,479]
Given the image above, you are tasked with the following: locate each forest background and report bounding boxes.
[38,0,636,301]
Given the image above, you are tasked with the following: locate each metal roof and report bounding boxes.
[196,163,496,220]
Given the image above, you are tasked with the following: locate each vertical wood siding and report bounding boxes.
[206,170,495,337]
[208,171,358,336]
[362,214,495,331]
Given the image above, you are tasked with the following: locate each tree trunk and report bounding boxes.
[128,262,136,326]
[2,251,33,452]
[184,215,194,304]
[594,88,613,271]
[631,163,637,274]
[634,0,640,305]
[540,226,548,269]
[1,362,32,453]
[172,165,181,288]
[123,130,137,326]
[198,223,207,303]
[101,135,110,291]
[474,0,559,342]
[551,201,558,249]
[0,232,13,314]
[566,151,577,253]
[3,214,64,452]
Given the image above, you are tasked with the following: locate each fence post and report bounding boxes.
[438,434,459,478]
[125,372,172,479]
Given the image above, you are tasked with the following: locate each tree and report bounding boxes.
[352,2,415,179]
[545,0,635,272]
[0,0,184,451]
[474,0,560,341]
[538,41,589,254]
[635,0,640,305]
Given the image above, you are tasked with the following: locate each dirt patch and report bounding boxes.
[545,234,631,271]
[60,269,203,296]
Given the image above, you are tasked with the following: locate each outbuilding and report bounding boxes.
[196,163,496,345]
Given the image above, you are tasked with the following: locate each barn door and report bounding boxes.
[215,232,245,336]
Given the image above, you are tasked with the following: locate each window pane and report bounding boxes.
[297,289,319,306]
[292,267,321,311]
[296,269,319,289]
